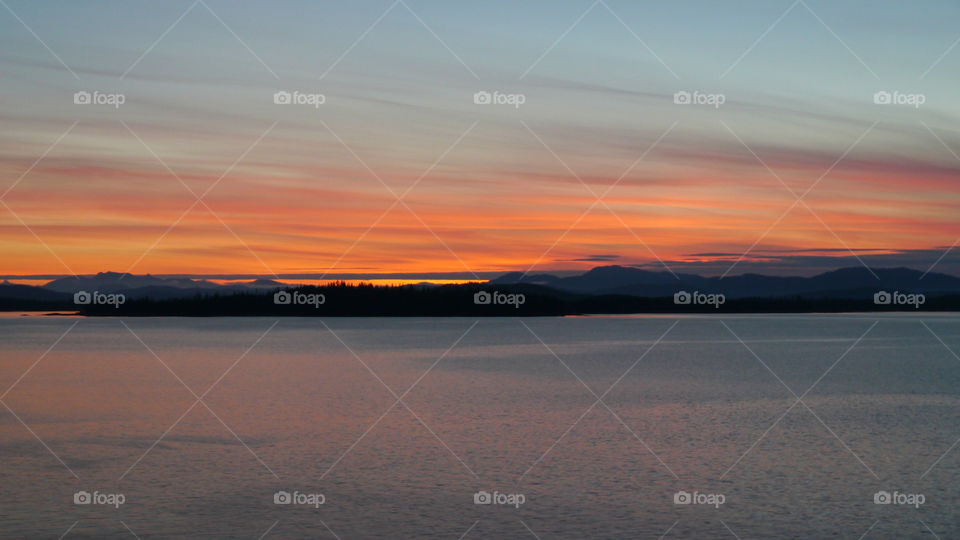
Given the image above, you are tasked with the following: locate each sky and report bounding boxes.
[1,0,959,279]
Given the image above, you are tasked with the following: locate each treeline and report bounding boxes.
[67,282,960,316]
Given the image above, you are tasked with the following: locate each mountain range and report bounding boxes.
[0,272,283,308]
[1,266,958,313]
[491,265,960,298]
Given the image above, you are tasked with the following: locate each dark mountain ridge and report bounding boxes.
[492,265,960,298]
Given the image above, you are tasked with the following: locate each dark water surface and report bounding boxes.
[1,314,958,538]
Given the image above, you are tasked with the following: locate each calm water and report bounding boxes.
[1,314,958,538]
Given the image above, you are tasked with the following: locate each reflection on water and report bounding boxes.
[0,314,958,538]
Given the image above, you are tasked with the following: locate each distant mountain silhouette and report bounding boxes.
[39,271,283,300]
[2,266,960,315]
[492,265,960,298]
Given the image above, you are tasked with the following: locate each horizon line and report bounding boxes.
[1,263,954,282]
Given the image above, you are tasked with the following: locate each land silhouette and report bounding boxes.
[2,266,960,315]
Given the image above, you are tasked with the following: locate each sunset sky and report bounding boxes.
[1,0,959,279]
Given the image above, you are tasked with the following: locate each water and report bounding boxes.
[1,314,958,538]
